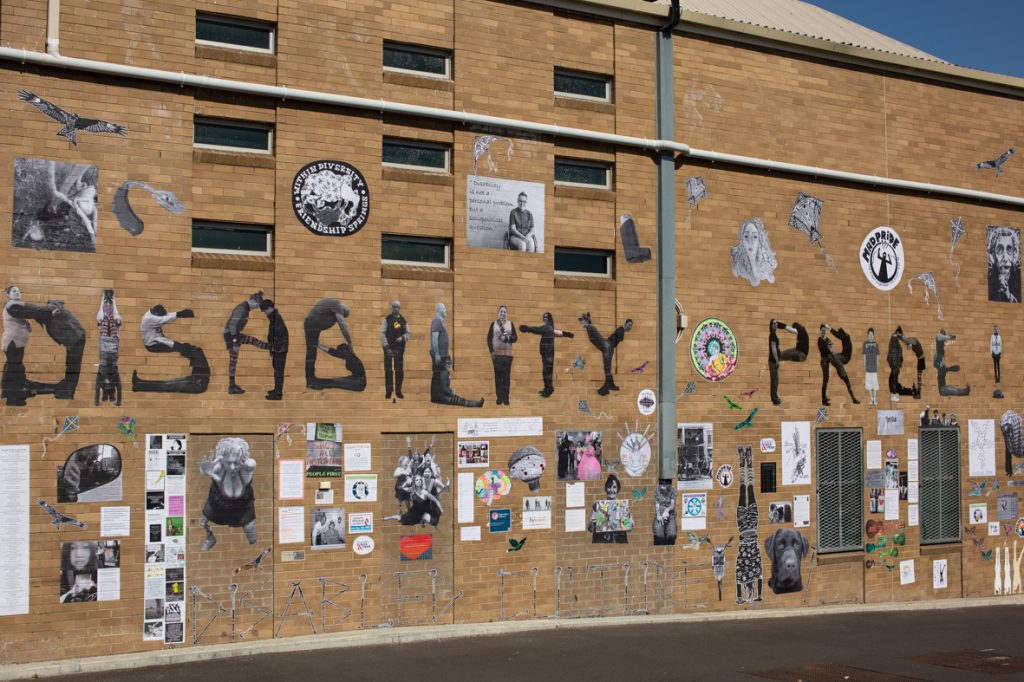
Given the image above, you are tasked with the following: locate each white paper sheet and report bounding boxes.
[278,506,305,544]
[899,559,915,585]
[908,504,919,526]
[0,444,30,616]
[344,442,372,472]
[933,559,948,589]
[969,419,996,477]
[458,472,474,524]
[522,510,552,530]
[885,489,900,520]
[969,503,988,525]
[907,438,918,461]
[988,521,1001,536]
[344,474,378,502]
[457,416,543,438]
[278,459,305,500]
[908,460,920,483]
[867,440,882,469]
[565,508,586,532]
[460,526,481,541]
[781,422,811,485]
[315,489,334,504]
[908,482,919,504]
[793,495,811,527]
[566,482,586,508]
[680,493,707,530]
[101,506,131,537]
[97,567,120,601]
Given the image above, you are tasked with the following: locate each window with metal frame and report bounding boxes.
[193,117,273,153]
[381,235,451,267]
[816,428,864,554]
[383,42,451,79]
[554,158,612,189]
[554,247,613,277]
[553,68,611,101]
[192,220,272,256]
[919,426,961,545]
[382,138,450,172]
[196,13,275,52]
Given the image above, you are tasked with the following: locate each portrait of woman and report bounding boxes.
[59,541,98,603]
[730,218,778,287]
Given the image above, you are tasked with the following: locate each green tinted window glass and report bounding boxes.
[192,222,271,253]
[555,248,610,275]
[555,160,609,187]
[194,119,271,151]
[196,15,273,50]
[554,71,609,99]
[383,141,448,169]
[383,44,448,76]
[381,237,448,265]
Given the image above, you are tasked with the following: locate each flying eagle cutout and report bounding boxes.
[18,90,128,147]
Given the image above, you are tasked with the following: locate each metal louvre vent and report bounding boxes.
[816,428,863,553]
[920,426,961,545]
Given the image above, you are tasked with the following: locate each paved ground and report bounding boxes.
[27,602,1024,681]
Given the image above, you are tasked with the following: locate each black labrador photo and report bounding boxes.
[765,528,810,594]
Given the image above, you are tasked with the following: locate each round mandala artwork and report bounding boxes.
[619,432,651,478]
[690,317,738,382]
[291,160,370,236]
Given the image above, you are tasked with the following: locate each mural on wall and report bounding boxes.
[886,327,919,401]
[430,303,483,407]
[17,90,127,146]
[934,329,970,397]
[198,437,257,550]
[555,430,602,481]
[519,312,574,397]
[57,444,122,503]
[259,299,288,400]
[579,313,632,396]
[730,218,777,286]
[863,328,880,406]
[987,226,1021,303]
[653,481,677,546]
[3,286,76,405]
[291,160,370,237]
[975,147,1015,177]
[618,421,653,477]
[781,422,811,486]
[466,176,545,252]
[112,181,185,236]
[817,325,859,406]
[765,529,810,595]
[487,306,518,406]
[224,292,266,395]
[677,423,713,490]
[1000,410,1023,477]
[381,301,410,401]
[59,540,120,603]
[789,192,835,271]
[588,474,633,543]
[95,289,122,406]
[508,446,545,491]
[991,324,1003,385]
[472,135,513,174]
[388,437,449,526]
[949,216,965,289]
[860,227,904,291]
[304,298,364,391]
[735,445,763,604]
[12,158,99,253]
[620,214,651,264]
[132,305,209,394]
[908,273,943,320]
[768,320,809,406]
[690,317,738,382]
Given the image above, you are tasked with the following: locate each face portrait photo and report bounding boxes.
[988,226,1021,303]
[730,217,778,287]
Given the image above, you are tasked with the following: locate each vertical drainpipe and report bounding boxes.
[656,1,680,481]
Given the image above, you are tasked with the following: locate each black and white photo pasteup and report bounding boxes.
[934,328,970,397]
[731,218,778,287]
[12,157,99,253]
[988,226,1021,304]
[817,325,859,406]
[17,90,127,147]
[95,289,122,406]
[768,319,808,406]
[430,302,483,407]
[305,298,366,391]
[579,312,632,397]
[223,291,267,395]
[199,437,257,550]
[519,312,573,397]
[131,304,209,394]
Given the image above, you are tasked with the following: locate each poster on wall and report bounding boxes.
[12,157,99,253]
[290,160,370,237]
[0,444,29,616]
[306,423,342,478]
[57,444,123,503]
[859,227,905,291]
[877,411,904,436]
[466,176,545,252]
[689,318,738,382]
[987,226,1021,303]
[781,422,811,486]
[677,423,713,490]
[143,434,186,644]
[969,419,996,477]
[59,540,120,603]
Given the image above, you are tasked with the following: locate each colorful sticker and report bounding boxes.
[475,470,512,506]
[690,318,738,382]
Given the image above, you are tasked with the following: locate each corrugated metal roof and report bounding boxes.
[657,0,945,63]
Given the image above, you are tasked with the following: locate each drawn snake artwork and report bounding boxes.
[907,272,942,320]
[112,181,186,236]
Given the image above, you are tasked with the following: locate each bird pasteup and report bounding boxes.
[17,90,127,147]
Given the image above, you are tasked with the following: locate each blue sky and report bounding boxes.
[804,1,1024,79]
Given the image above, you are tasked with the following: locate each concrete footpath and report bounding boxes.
[3,596,1023,681]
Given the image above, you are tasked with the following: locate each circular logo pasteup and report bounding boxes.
[690,318,738,382]
[715,464,734,488]
[637,389,657,416]
[353,535,375,556]
[291,160,370,236]
[860,227,905,291]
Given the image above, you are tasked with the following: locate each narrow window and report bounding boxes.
[919,426,961,545]
[554,158,612,189]
[192,220,272,256]
[383,42,451,79]
[816,428,864,554]
[382,138,450,173]
[554,68,611,101]
[554,247,613,277]
[194,117,273,153]
[382,235,451,267]
[196,13,275,52]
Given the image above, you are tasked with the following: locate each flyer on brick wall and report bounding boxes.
[143,434,186,644]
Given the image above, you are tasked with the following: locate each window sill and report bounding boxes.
[554,184,615,202]
[554,96,615,115]
[920,543,962,556]
[195,44,277,68]
[815,550,866,565]
[382,264,454,283]
[192,251,275,272]
[554,275,614,291]
[382,167,454,186]
[383,71,454,92]
[194,149,276,169]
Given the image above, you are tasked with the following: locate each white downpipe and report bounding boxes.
[45,0,60,55]
[2,47,1022,209]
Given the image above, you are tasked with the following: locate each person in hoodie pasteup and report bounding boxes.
[519,312,573,397]
[260,299,288,400]
[35,298,86,400]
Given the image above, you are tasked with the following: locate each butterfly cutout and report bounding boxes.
[740,388,759,399]
[630,360,651,374]
[565,355,586,373]
[723,395,743,411]
[734,407,758,431]
[981,549,994,561]
[969,481,987,497]
[507,538,526,553]
[678,381,697,399]
[631,486,648,501]
[684,531,710,550]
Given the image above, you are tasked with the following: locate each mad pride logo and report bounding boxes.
[860,227,905,291]
[292,160,370,236]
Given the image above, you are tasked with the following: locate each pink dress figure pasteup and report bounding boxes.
[576,436,602,481]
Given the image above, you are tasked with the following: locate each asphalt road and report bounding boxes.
[34,604,1024,681]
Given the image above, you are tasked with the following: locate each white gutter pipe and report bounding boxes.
[45,0,60,56]
[2,47,1023,209]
